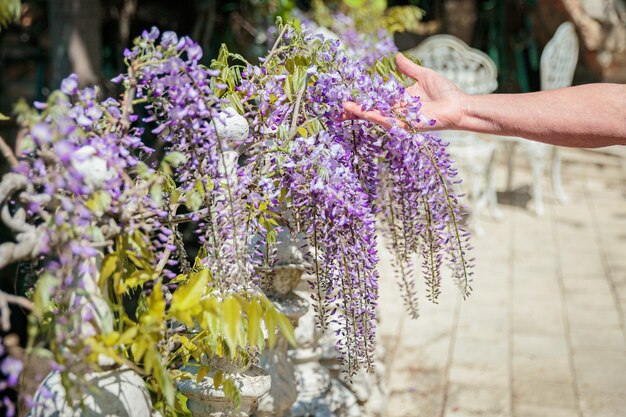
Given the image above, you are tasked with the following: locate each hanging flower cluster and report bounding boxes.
[0,18,473,414]
[235,22,473,373]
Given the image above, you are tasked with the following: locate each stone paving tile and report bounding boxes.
[388,391,445,417]
[448,363,508,387]
[579,393,626,417]
[569,327,626,350]
[445,383,510,416]
[562,275,613,293]
[565,303,622,329]
[512,333,569,359]
[445,411,509,417]
[512,353,572,382]
[512,379,577,408]
[513,404,578,417]
[453,337,508,368]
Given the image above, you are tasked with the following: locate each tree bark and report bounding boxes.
[49,0,102,89]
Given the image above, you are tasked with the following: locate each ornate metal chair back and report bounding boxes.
[408,34,498,95]
[541,22,579,91]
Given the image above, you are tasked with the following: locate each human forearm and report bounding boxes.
[458,84,626,148]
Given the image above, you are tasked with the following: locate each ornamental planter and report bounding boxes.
[177,365,271,417]
[27,366,155,417]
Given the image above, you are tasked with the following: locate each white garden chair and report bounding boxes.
[503,22,579,215]
[406,35,501,234]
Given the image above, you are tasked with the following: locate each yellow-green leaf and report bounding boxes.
[171,269,209,312]
[221,296,242,354]
[141,282,165,328]
[150,182,163,206]
[276,313,297,347]
[100,254,118,282]
[131,337,148,362]
[297,126,308,138]
[213,370,224,389]
[119,326,138,345]
[265,308,278,349]
[33,273,57,318]
[196,365,210,383]
[246,299,264,351]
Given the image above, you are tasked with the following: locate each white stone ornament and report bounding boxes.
[27,366,155,417]
[71,145,116,188]
[214,108,250,145]
[177,365,271,417]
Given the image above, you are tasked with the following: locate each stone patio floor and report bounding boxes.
[378,146,626,417]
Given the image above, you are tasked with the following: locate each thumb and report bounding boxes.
[395,52,429,81]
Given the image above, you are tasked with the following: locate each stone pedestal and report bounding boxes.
[288,297,360,417]
[255,229,310,417]
[255,293,308,416]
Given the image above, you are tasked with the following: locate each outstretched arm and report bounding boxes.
[343,53,626,148]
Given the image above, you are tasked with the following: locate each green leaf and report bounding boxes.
[0,0,20,29]
[174,391,192,415]
[33,273,57,318]
[276,312,297,347]
[213,370,224,389]
[0,113,9,121]
[86,190,112,215]
[150,182,163,206]
[196,365,211,383]
[131,337,148,362]
[136,161,153,179]
[100,254,118,282]
[153,355,175,406]
[186,189,202,211]
[164,151,186,167]
[223,377,241,408]
[246,299,264,351]
[118,326,138,345]
[141,281,165,328]
[221,296,242,354]
[170,269,209,325]
[265,308,278,349]
[297,126,308,138]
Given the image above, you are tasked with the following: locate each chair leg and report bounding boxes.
[531,157,546,216]
[552,147,568,204]
[470,173,485,236]
[485,148,503,220]
[505,142,516,192]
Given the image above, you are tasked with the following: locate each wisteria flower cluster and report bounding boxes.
[0,18,473,415]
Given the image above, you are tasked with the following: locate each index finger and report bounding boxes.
[342,102,407,130]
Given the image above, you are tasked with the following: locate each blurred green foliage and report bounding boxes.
[0,0,20,29]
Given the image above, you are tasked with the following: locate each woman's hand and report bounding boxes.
[343,53,466,131]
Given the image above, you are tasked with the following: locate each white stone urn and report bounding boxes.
[177,364,271,417]
[28,255,156,417]
[27,366,155,417]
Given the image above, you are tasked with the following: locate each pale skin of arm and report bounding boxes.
[343,53,626,149]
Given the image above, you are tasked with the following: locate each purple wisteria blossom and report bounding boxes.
[0,20,473,392]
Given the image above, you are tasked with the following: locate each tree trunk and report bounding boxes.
[48,0,102,89]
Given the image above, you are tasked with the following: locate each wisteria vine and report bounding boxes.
[0,17,473,415]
